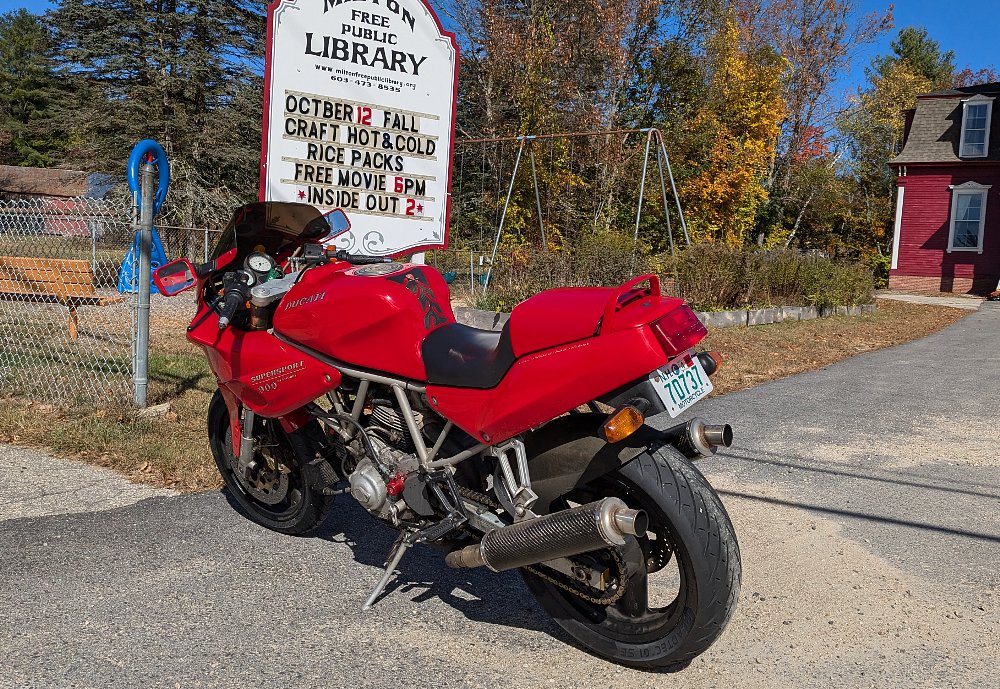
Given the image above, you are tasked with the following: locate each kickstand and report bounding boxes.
[361,532,413,611]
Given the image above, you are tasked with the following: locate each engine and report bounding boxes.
[348,400,419,524]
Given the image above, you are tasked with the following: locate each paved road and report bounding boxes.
[875,291,984,310]
[2,308,999,689]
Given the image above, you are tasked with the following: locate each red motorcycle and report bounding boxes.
[154,201,740,669]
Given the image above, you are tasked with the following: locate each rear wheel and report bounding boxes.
[523,446,740,669]
[208,390,333,535]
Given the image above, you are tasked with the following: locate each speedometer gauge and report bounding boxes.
[245,252,275,275]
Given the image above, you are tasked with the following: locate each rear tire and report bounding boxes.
[523,446,741,669]
[208,390,333,535]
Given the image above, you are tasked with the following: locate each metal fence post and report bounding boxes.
[133,162,155,407]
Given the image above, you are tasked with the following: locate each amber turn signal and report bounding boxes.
[601,405,645,443]
[697,350,724,376]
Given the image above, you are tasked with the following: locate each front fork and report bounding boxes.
[238,408,256,475]
[215,383,316,472]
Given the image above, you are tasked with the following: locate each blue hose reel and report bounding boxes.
[118,140,170,294]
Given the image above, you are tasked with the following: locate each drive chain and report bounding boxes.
[456,486,628,606]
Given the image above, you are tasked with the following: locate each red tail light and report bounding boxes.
[651,305,707,356]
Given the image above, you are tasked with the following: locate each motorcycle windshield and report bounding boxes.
[210,201,332,265]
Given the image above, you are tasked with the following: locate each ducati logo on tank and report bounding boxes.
[260,0,459,256]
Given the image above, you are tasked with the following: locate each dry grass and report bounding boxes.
[0,300,968,491]
[0,316,221,491]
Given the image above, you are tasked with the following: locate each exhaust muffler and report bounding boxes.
[661,417,733,459]
[445,497,648,571]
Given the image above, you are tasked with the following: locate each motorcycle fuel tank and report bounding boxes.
[272,262,456,381]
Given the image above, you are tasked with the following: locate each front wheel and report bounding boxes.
[207,390,333,535]
[523,446,741,669]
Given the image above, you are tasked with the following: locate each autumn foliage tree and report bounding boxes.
[673,17,786,245]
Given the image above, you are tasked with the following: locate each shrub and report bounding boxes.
[474,247,572,312]
[664,244,873,310]
[473,230,655,311]
[472,237,874,313]
[866,253,890,290]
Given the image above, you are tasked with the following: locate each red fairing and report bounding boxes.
[187,304,342,419]
[273,263,455,380]
[427,326,670,444]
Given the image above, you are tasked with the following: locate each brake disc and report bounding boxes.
[228,441,291,506]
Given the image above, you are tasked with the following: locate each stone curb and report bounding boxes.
[454,302,876,332]
[453,306,510,330]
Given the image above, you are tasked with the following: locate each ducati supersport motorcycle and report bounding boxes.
[154,201,741,669]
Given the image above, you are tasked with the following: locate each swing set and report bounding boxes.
[435,128,689,294]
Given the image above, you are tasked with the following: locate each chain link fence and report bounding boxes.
[0,191,223,406]
[0,196,138,403]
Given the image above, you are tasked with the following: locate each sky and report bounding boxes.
[3,0,999,95]
[846,0,1000,92]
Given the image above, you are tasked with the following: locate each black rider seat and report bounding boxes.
[421,321,515,389]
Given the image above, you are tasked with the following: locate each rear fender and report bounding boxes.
[524,413,663,513]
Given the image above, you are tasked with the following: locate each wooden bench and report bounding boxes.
[0,255,128,341]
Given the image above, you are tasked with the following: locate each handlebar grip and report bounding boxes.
[217,288,246,329]
[331,249,392,265]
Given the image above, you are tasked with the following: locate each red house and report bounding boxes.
[890,83,1000,294]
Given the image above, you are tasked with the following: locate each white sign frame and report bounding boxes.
[260,0,459,256]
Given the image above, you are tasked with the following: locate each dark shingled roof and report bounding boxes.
[0,165,118,199]
[891,82,1000,165]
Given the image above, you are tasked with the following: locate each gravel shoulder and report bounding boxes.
[0,444,174,522]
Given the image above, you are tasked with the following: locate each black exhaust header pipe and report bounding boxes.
[661,417,733,459]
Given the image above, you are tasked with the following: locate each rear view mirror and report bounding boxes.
[153,258,197,296]
[324,208,351,237]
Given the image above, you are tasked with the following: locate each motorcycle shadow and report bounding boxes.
[220,488,569,639]
[315,497,569,639]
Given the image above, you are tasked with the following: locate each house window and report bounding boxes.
[960,95,993,158]
[948,182,991,252]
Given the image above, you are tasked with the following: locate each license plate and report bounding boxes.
[649,355,714,418]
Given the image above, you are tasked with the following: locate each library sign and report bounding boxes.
[260,0,458,255]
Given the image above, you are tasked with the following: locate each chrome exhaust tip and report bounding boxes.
[662,417,734,459]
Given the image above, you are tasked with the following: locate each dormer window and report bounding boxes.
[960,95,993,158]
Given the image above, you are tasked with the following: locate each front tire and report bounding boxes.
[208,390,333,535]
[523,446,741,669]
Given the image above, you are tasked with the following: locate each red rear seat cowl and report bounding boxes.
[507,287,613,357]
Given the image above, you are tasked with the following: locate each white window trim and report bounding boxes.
[891,185,904,269]
[947,181,991,253]
[959,94,993,159]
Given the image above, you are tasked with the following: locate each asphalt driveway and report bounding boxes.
[2,306,998,689]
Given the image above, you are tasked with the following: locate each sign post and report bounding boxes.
[261,0,458,256]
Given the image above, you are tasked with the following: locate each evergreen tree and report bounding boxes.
[48,0,266,226]
[870,27,955,88]
[0,9,66,167]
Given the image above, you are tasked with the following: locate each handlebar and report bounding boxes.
[329,249,392,265]
[214,250,390,329]
[217,271,253,329]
